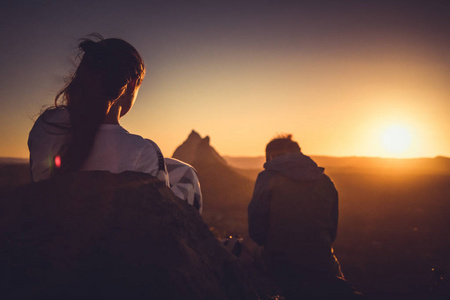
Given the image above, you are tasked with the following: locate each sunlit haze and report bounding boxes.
[1,1,449,159]
[381,125,413,158]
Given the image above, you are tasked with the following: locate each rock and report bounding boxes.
[172,131,255,237]
[173,130,227,166]
[0,171,256,299]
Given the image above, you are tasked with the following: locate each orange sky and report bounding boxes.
[1,1,449,159]
[124,41,449,158]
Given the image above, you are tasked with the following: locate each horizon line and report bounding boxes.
[222,154,450,160]
[2,154,449,163]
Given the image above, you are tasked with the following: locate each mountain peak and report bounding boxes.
[172,130,226,166]
[187,130,202,142]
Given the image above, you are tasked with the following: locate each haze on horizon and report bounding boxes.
[1,0,449,159]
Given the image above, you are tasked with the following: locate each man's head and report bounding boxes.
[265,134,301,162]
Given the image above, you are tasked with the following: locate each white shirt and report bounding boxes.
[28,108,169,185]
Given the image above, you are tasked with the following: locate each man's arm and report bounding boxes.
[248,171,271,246]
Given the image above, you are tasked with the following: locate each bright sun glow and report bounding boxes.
[381,125,413,156]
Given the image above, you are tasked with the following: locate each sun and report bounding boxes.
[381,125,412,156]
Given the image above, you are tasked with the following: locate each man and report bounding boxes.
[248,134,348,298]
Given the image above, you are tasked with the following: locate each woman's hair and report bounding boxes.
[265,134,301,161]
[52,34,145,175]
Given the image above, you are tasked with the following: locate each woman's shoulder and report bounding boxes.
[34,107,70,127]
[98,126,164,159]
[140,138,165,165]
[101,125,155,147]
[30,106,70,136]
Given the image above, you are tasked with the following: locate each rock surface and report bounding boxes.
[0,171,256,299]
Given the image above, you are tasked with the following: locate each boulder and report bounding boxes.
[0,171,256,299]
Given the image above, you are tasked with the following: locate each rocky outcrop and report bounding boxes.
[172,131,255,237]
[173,130,227,166]
[0,171,256,299]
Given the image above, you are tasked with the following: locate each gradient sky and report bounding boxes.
[1,0,449,159]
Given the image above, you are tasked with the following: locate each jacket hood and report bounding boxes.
[264,152,324,181]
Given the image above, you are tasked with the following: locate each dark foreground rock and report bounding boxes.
[0,171,256,299]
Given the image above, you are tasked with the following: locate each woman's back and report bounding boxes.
[29,108,167,183]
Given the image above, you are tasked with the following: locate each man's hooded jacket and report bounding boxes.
[248,152,338,272]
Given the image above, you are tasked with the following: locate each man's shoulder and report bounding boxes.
[256,169,273,180]
[315,173,338,197]
[319,172,335,186]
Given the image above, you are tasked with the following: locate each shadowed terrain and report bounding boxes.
[1,131,449,299]
[0,171,256,299]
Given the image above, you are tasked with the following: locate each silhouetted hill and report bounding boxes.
[0,171,256,299]
[224,155,450,175]
[172,131,254,236]
[0,157,28,164]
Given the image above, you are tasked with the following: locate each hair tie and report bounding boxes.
[80,40,104,65]
[80,40,96,53]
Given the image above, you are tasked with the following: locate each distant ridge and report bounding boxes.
[223,155,450,174]
[0,157,28,164]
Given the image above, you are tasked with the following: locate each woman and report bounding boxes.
[28,34,168,184]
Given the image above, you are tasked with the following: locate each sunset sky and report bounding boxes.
[1,0,449,159]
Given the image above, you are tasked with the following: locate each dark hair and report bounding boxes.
[265,134,301,161]
[52,34,145,174]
